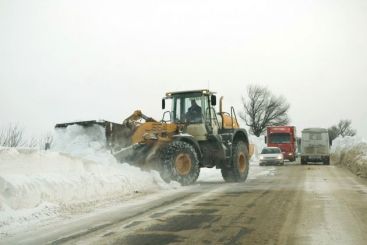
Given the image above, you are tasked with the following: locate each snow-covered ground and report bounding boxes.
[0,127,270,238]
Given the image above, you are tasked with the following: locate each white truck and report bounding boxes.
[300,128,330,165]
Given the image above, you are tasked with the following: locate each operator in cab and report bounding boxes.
[186,99,202,123]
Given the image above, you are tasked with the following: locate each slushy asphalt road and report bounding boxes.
[4,162,367,245]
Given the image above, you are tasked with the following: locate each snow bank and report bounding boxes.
[52,124,117,164]
[0,125,178,234]
[0,125,273,235]
[249,135,266,164]
[197,165,275,183]
[331,136,367,178]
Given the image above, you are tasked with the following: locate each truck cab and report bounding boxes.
[163,90,220,140]
[266,126,297,161]
[162,90,240,140]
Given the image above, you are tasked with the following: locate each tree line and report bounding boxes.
[240,84,356,142]
[0,123,53,149]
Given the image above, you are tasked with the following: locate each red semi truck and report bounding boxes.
[265,126,297,162]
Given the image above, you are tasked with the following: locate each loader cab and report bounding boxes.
[162,90,220,140]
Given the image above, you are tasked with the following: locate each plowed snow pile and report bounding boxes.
[0,125,178,235]
[331,136,367,178]
[249,135,266,164]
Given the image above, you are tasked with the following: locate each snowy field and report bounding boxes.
[0,126,271,238]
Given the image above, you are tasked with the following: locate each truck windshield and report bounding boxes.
[303,132,328,141]
[261,148,281,154]
[269,133,291,143]
[173,95,203,123]
[309,133,322,140]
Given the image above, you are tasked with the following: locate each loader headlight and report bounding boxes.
[143,132,158,140]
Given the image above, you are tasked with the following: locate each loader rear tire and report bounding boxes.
[221,141,249,183]
[160,141,200,186]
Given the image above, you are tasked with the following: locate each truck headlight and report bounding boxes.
[260,156,264,160]
[277,155,283,160]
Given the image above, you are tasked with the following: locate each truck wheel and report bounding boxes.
[221,141,249,182]
[323,157,330,165]
[301,157,307,165]
[160,141,200,185]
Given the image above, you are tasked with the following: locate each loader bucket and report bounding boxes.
[55,120,134,151]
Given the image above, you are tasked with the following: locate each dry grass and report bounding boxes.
[332,143,367,178]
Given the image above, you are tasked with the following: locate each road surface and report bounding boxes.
[4,163,367,245]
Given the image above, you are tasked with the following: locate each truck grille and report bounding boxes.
[304,146,328,155]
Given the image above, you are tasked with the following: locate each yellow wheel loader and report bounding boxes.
[55,89,250,185]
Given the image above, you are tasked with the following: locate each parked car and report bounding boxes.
[259,147,284,166]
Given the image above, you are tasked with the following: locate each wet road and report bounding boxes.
[5,163,367,245]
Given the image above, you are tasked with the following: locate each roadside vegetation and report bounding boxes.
[328,119,357,143]
[329,121,366,178]
[331,137,367,178]
[0,123,53,149]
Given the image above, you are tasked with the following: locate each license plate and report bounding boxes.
[309,156,321,160]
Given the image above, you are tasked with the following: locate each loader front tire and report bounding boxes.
[160,141,200,186]
[221,141,249,182]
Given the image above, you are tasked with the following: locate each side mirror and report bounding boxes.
[162,99,165,109]
[211,95,217,106]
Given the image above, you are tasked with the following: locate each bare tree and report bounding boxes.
[328,126,339,143]
[0,124,55,149]
[0,124,26,147]
[337,119,357,137]
[328,119,357,143]
[27,137,39,148]
[240,85,290,136]
[39,133,54,150]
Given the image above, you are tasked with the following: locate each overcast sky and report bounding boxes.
[0,0,366,139]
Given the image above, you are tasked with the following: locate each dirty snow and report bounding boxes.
[197,165,275,183]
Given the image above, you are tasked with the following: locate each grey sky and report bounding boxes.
[1,0,366,138]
